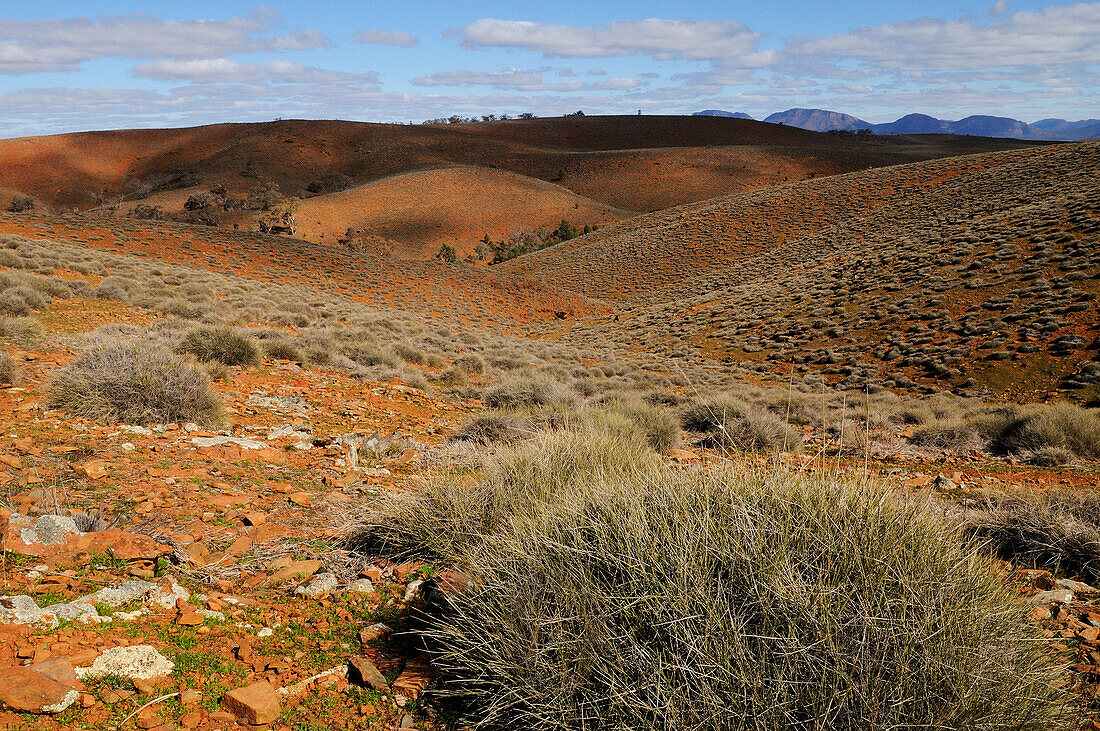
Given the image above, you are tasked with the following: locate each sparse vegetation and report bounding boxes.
[47,342,224,426]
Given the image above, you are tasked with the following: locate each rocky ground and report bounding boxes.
[0,298,1098,730]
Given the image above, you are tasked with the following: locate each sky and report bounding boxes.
[0,0,1097,137]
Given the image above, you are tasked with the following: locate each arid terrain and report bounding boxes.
[0,117,1098,731]
[0,117,1042,259]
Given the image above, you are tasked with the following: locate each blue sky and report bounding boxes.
[0,1,1097,136]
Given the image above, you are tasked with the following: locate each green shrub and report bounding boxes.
[681,396,800,451]
[179,327,261,367]
[397,458,1067,729]
[47,342,224,426]
[0,350,18,385]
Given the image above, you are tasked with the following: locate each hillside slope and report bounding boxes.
[291,166,626,258]
[513,142,1100,401]
[0,116,860,210]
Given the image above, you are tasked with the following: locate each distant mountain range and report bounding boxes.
[693,108,1100,141]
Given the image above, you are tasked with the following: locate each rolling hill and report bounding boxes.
[0,116,1041,258]
[506,141,1100,401]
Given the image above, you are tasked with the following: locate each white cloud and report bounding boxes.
[787,3,1100,71]
[456,18,774,66]
[133,59,379,86]
[352,29,420,47]
[412,67,642,92]
[0,10,329,74]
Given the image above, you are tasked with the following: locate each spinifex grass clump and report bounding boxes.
[350,429,660,560]
[178,326,261,367]
[371,433,1067,730]
[47,342,224,426]
[965,492,1100,581]
[681,395,800,451]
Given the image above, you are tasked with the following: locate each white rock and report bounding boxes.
[191,436,270,450]
[1029,589,1073,605]
[404,580,424,602]
[347,579,375,594]
[295,572,338,598]
[75,645,174,680]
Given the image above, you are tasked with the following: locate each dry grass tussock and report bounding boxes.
[965,492,1100,581]
[179,326,262,367]
[46,342,224,426]
[681,395,802,451]
[350,429,1068,730]
[451,398,680,455]
[0,349,17,385]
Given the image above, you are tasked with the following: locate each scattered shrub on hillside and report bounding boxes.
[179,326,261,367]
[305,173,353,195]
[94,275,141,301]
[361,439,1067,730]
[0,249,24,268]
[454,353,487,375]
[0,350,18,385]
[393,342,427,365]
[681,396,800,451]
[965,493,1100,581]
[344,342,401,369]
[0,315,44,342]
[264,339,305,364]
[7,197,35,213]
[483,373,577,409]
[47,342,224,426]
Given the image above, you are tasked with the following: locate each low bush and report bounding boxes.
[965,493,1100,580]
[984,402,1100,460]
[363,439,1067,730]
[483,373,576,409]
[605,399,680,454]
[910,418,982,452]
[350,428,659,559]
[179,327,261,367]
[0,350,18,385]
[0,316,44,342]
[454,353,487,375]
[264,339,305,364]
[681,396,800,451]
[47,342,224,426]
